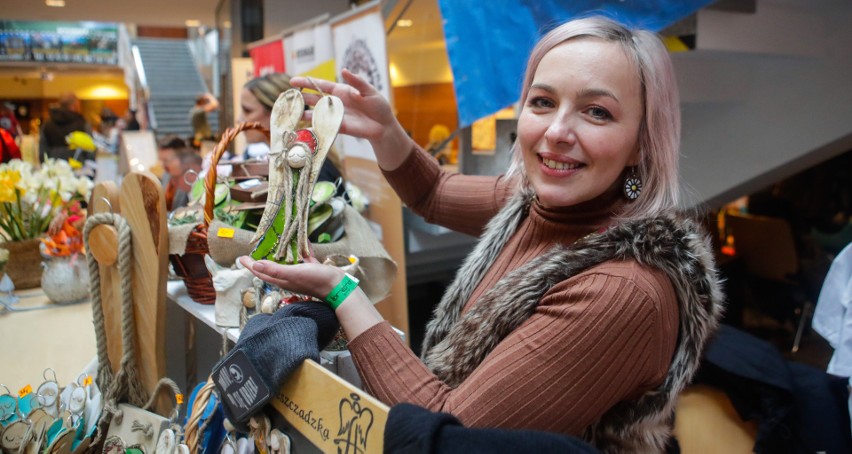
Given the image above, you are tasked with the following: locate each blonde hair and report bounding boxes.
[244,72,345,175]
[244,73,293,110]
[507,16,681,220]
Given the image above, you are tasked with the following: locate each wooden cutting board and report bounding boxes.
[118,172,169,397]
[88,181,123,374]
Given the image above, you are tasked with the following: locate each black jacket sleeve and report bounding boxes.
[384,403,599,454]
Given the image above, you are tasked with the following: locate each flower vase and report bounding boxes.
[40,253,90,304]
[0,238,43,289]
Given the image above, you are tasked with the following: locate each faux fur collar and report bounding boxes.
[421,189,725,452]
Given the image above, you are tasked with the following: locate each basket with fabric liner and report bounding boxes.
[168,122,269,304]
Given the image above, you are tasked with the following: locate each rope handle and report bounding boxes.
[203,122,270,227]
[142,377,183,423]
[83,212,148,408]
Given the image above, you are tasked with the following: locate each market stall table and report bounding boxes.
[0,287,96,392]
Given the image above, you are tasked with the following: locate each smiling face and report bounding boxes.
[239,88,272,144]
[518,38,644,209]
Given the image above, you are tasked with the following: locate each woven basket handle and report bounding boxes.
[203,122,270,227]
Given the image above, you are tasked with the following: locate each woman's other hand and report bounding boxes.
[239,255,342,301]
[290,69,413,171]
[238,254,385,339]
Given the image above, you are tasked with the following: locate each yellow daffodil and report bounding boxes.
[0,159,91,242]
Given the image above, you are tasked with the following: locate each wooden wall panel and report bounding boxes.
[392,83,458,150]
[136,26,189,39]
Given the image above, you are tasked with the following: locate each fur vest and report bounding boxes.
[421,189,725,452]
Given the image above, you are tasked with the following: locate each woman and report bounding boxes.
[239,72,344,185]
[242,17,724,451]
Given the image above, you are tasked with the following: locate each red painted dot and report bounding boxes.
[294,129,318,153]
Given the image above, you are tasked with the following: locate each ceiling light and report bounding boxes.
[185,19,201,27]
[396,19,413,28]
[45,0,65,7]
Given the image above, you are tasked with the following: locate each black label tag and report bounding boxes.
[212,350,271,423]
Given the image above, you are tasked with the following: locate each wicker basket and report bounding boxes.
[1,238,43,289]
[169,122,269,304]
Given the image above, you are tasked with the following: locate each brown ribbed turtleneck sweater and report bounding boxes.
[348,148,678,436]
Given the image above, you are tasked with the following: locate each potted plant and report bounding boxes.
[0,159,92,289]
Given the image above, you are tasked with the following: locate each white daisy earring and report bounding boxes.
[623,167,642,201]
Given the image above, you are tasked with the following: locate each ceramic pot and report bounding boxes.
[0,238,43,289]
[41,253,89,304]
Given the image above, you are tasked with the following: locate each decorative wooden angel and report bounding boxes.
[250,89,344,264]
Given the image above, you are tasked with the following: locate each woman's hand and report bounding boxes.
[290,69,414,171]
[238,254,386,340]
[239,256,343,301]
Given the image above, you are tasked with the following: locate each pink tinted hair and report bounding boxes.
[507,16,681,219]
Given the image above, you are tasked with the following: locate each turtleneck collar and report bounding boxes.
[529,182,625,242]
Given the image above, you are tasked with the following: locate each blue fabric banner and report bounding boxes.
[439,0,715,127]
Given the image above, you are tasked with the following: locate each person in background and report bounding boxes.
[0,102,22,140]
[425,124,454,165]
[0,127,21,163]
[243,16,724,451]
[40,92,90,162]
[155,135,187,185]
[239,72,344,191]
[165,149,203,212]
[123,108,141,131]
[190,92,219,147]
[93,107,121,154]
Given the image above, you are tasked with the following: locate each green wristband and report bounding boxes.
[325,273,360,309]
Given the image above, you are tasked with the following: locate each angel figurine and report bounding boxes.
[250,88,344,264]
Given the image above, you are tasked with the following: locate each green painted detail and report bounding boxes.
[250,169,300,264]
[311,181,336,205]
[189,178,205,204]
[214,183,230,206]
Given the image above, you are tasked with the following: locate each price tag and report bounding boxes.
[217,227,235,238]
[83,376,93,386]
[176,394,184,405]
[18,384,32,398]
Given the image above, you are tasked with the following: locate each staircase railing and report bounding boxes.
[117,24,137,109]
[131,44,156,130]
[187,29,218,95]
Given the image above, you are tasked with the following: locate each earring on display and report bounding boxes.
[0,384,19,426]
[623,167,642,201]
[36,368,60,418]
[0,419,32,452]
[67,374,88,429]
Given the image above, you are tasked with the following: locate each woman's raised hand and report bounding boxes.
[290,69,413,170]
[291,69,393,141]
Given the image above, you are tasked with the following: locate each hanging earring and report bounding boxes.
[66,374,87,430]
[36,368,60,418]
[623,167,642,201]
[0,384,18,426]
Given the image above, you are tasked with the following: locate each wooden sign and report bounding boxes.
[269,359,388,453]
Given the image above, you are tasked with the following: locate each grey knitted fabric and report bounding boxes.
[212,308,320,430]
[277,302,340,349]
